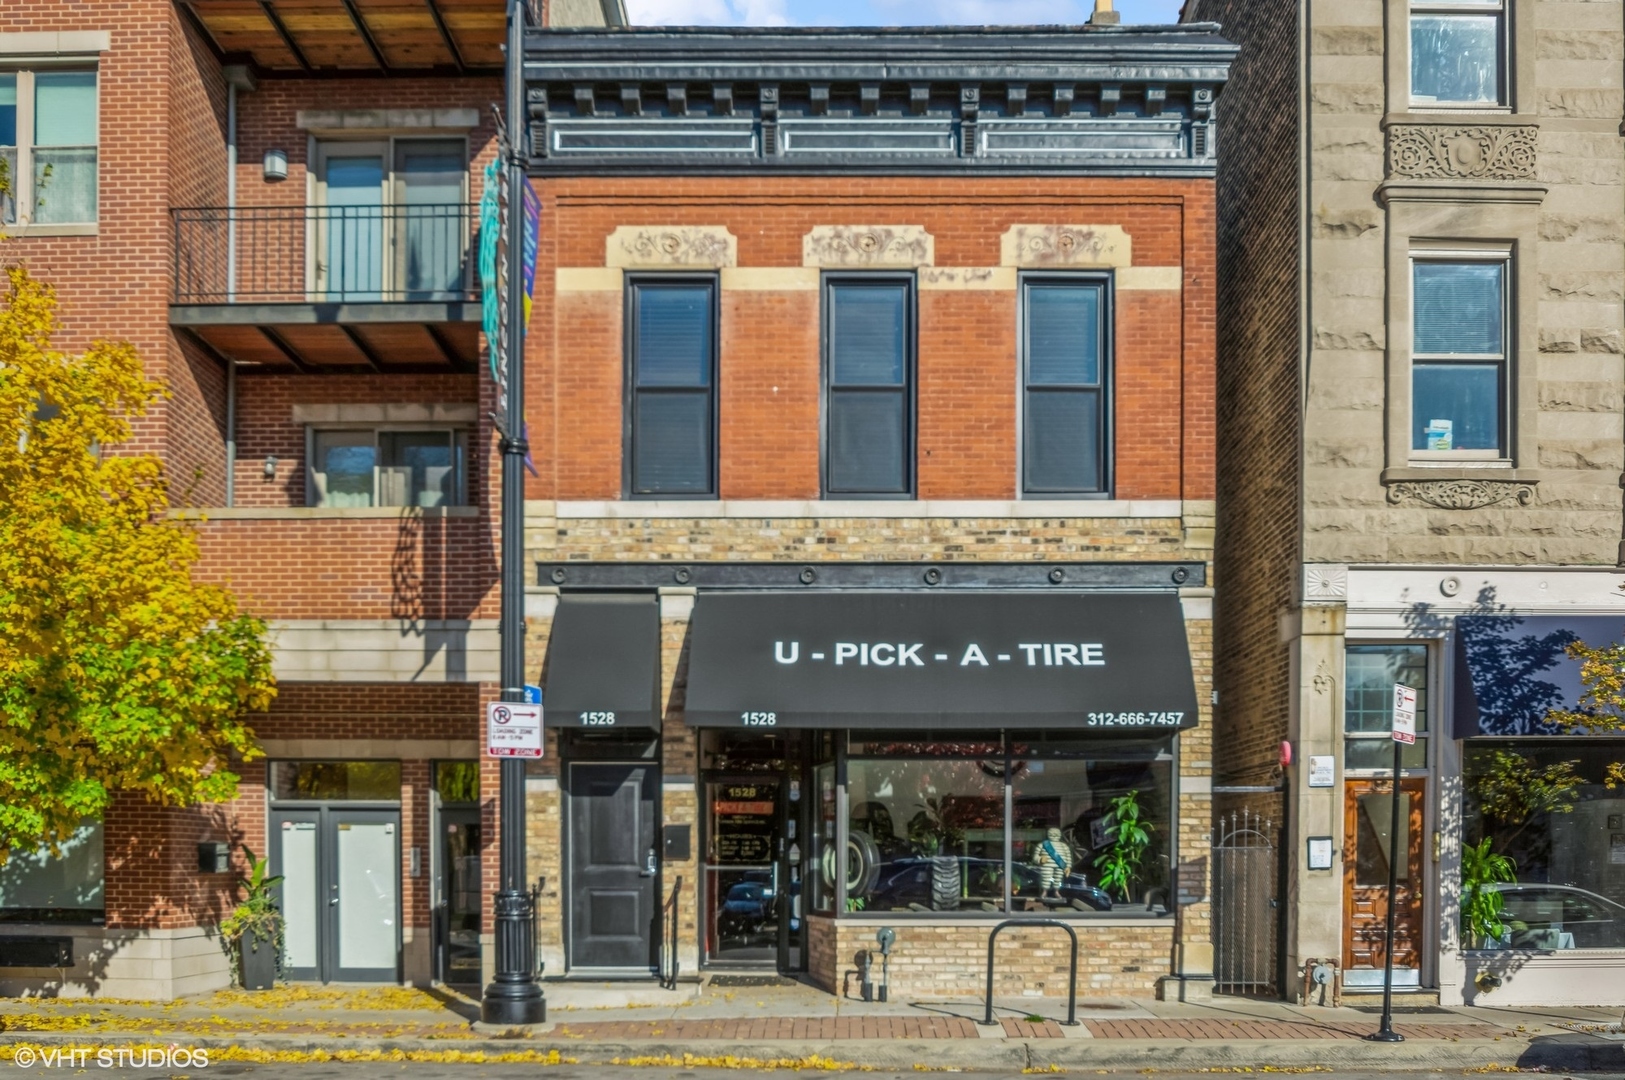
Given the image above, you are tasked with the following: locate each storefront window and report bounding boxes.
[0,820,104,923]
[839,737,1173,916]
[270,761,402,801]
[1345,645,1429,770]
[1012,756,1171,912]
[1464,740,1625,949]
[809,763,837,913]
[846,756,1004,912]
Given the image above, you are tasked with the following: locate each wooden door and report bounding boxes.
[1343,777,1425,976]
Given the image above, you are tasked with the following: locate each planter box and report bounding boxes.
[239,937,276,991]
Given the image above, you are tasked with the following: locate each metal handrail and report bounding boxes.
[979,918,1081,1027]
[171,203,479,304]
[660,875,683,990]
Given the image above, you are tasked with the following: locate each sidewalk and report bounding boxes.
[1,979,1621,1071]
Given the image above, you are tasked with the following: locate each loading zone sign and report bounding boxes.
[486,701,543,758]
[1391,684,1417,745]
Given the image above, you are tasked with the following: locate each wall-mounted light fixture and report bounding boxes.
[263,455,277,479]
[263,148,288,182]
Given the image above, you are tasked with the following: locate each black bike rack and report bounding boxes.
[979,919,1081,1027]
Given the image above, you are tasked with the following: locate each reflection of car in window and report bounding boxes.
[1489,884,1625,950]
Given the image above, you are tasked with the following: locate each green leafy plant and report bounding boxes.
[1093,791,1153,903]
[219,845,284,985]
[906,796,964,857]
[1460,837,1516,950]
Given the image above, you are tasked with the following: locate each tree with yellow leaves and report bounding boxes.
[0,263,276,861]
[1544,637,1625,789]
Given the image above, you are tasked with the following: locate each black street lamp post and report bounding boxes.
[481,0,547,1028]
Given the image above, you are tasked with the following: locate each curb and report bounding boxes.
[2,1030,1620,1071]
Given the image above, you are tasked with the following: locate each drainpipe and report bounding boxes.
[221,66,256,507]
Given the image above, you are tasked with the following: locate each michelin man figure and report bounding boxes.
[1032,826,1074,901]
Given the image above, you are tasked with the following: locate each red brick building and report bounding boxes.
[0,3,1235,1002]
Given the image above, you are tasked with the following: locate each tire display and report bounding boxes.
[821,829,882,900]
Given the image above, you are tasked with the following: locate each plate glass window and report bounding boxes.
[824,278,913,496]
[1022,277,1109,495]
[1344,645,1428,770]
[1411,0,1505,106]
[0,75,16,223]
[1411,259,1507,457]
[627,279,717,497]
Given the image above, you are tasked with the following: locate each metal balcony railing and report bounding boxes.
[171,204,478,305]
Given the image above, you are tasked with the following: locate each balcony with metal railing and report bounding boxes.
[169,204,482,374]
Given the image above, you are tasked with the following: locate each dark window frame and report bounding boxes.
[820,272,918,499]
[622,272,721,500]
[1019,271,1114,498]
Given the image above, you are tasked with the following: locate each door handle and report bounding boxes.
[643,849,657,877]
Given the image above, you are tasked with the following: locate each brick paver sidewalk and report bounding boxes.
[550,1016,1505,1041]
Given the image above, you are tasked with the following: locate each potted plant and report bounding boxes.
[1094,791,1153,904]
[220,846,283,990]
[908,797,964,911]
[1461,837,1516,949]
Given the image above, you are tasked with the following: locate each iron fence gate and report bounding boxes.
[1212,809,1277,996]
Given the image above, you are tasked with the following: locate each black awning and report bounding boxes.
[1454,614,1625,738]
[543,594,661,730]
[683,591,1198,730]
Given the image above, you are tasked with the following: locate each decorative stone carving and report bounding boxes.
[606,226,736,269]
[1311,660,1334,696]
[801,225,933,268]
[1385,479,1536,509]
[1386,125,1537,181]
[1000,224,1131,269]
[1302,564,1348,603]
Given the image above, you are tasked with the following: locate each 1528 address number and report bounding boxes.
[741,712,777,727]
[1087,712,1185,727]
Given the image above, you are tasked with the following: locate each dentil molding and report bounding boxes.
[1386,125,1537,181]
[1385,479,1536,509]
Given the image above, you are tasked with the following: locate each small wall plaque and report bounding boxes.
[1308,837,1335,871]
[1308,756,1335,788]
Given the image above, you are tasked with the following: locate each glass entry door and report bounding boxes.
[270,807,400,983]
[434,807,482,985]
[706,779,783,965]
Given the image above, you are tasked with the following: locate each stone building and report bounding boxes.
[514,18,1235,998]
[1185,0,1625,1006]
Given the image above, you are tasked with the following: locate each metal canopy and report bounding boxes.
[683,590,1201,730]
[179,0,508,74]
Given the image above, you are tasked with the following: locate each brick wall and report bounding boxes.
[528,178,1215,504]
[1189,0,1302,821]
[811,917,1175,998]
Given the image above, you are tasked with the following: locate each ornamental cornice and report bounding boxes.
[1386,124,1537,181]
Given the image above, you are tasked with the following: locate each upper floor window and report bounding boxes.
[307,427,469,508]
[823,276,915,497]
[1345,644,1429,771]
[1411,0,1505,106]
[1022,275,1110,496]
[625,277,717,497]
[0,69,98,225]
[1411,256,1508,460]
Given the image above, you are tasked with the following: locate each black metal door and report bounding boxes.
[435,808,482,985]
[568,763,658,971]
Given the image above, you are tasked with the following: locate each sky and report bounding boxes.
[624,0,1186,28]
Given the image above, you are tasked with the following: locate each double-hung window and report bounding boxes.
[626,277,718,497]
[308,428,469,508]
[823,276,915,497]
[1022,275,1111,495]
[1411,256,1509,459]
[1345,645,1429,770]
[0,69,99,225]
[1411,0,1506,106]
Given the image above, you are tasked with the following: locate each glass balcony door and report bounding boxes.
[312,138,467,302]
